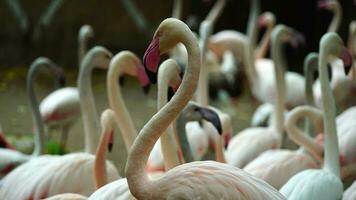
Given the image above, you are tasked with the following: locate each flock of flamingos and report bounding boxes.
[1,0,356,199]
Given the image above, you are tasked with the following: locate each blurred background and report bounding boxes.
[0,0,355,173]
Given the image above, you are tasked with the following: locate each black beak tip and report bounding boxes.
[119,76,125,86]
[143,85,150,95]
[59,76,66,87]
[108,143,113,152]
[224,142,228,150]
[199,108,223,135]
[144,66,157,84]
[167,87,175,101]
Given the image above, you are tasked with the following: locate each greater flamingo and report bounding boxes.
[280,32,350,200]
[318,0,342,33]
[124,18,285,200]
[224,25,295,168]
[0,47,119,199]
[147,59,183,172]
[39,25,93,148]
[0,58,62,178]
[43,109,117,200]
[241,29,324,189]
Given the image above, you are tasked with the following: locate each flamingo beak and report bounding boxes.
[317,0,330,9]
[339,47,353,75]
[167,87,175,101]
[143,36,161,84]
[119,75,125,86]
[108,130,114,152]
[198,108,222,135]
[137,63,151,95]
[257,16,266,28]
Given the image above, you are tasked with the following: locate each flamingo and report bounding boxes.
[39,25,94,148]
[241,52,327,188]
[107,50,150,152]
[255,11,276,59]
[123,18,285,200]
[224,25,296,168]
[280,32,351,199]
[0,47,120,200]
[318,0,342,33]
[304,51,356,176]
[0,58,65,178]
[147,59,183,172]
[88,101,225,200]
[43,109,118,200]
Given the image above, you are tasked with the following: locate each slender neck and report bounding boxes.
[78,31,91,66]
[175,116,195,163]
[255,23,273,59]
[286,106,324,163]
[107,54,138,151]
[94,130,109,189]
[171,0,182,19]
[27,64,47,156]
[304,53,318,136]
[78,58,100,154]
[246,0,260,50]
[270,32,286,146]
[125,33,200,199]
[319,47,340,177]
[213,132,226,163]
[158,61,181,170]
[197,21,212,106]
[328,3,342,33]
[196,0,226,106]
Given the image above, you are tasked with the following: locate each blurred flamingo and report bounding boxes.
[280,32,350,199]
[0,47,120,199]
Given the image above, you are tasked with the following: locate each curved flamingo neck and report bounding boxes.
[27,59,53,156]
[255,21,274,59]
[176,114,195,163]
[107,51,139,151]
[94,130,110,189]
[270,28,287,146]
[319,37,340,176]
[78,25,93,65]
[327,2,342,33]
[78,55,100,154]
[158,59,181,170]
[304,53,318,136]
[286,106,324,163]
[94,109,116,189]
[125,22,200,199]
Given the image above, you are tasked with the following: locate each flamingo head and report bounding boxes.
[318,0,338,11]
[273,25,305,49]
[182,102,222,135]
[258,12,276,28]
[83,46,112,69]
[143,18,193,83]
[100,109,116,153]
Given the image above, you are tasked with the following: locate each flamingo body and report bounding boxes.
[343,181,356,200]
[225,127,278,168]
[280,169,343,200]
[44,193,87,200]
[0,153,119,199]
[244,149,318,189]
[40,87,80,126]
[88,178,135,200]
[0,148,29,177]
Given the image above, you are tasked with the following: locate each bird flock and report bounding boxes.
[0,0,355,199]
